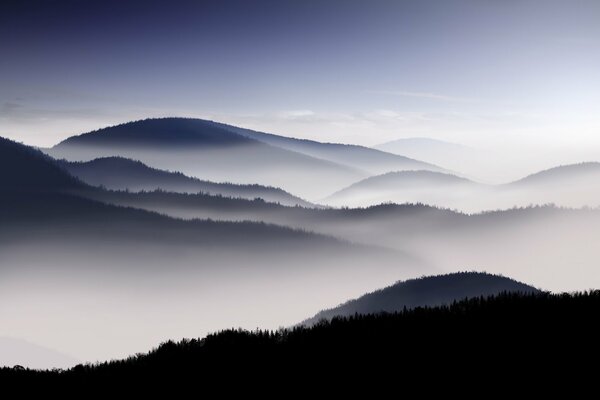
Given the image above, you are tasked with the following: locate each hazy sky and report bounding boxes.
[1,0,599,150]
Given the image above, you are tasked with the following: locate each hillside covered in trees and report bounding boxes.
[3,291,598,387]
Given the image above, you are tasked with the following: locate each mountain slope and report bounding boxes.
[3,291,597,386]
[0,137,333,247]
[303,272,540,325]
[374,137,497,180]
[0,137,83,192]
[324,170,484,208]
[47,118,366,199]
[212,121,443,174]
[60,157,312,207]
[509,162,600,187]
[57,118,254,148]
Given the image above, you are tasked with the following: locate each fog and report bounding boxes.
[4,119,600,369]
[46,143,365,200]
[0,236,422,364]
[77,189,600,293]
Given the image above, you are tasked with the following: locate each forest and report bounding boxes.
[3,290,598,387]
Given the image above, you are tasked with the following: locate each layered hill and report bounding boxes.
[323,170,485,209]
[60,157,312,207]
[303,272,540,325]
[46,118,441,199]
[212,121,442,175]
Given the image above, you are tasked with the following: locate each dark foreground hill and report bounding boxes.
[3,291,599,388]
[302,272,540,325]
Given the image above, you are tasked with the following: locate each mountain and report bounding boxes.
[47,118,443,199]
[57,118,254,148]
[0,137,335,247]
[46,118,368,199]
[502,162,600,209]
[323,170,485,208]
[0,337,80,370]
[60,157,312,207]
[302,272,540,325]
[211,121,443,175]
[510,162,600,186]
[1,135,416,365]
[0,137,83,192]
[323,161,600,211]
[374,137,500,181]
[3,291,596,387]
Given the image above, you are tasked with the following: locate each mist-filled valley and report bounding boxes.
[2,117,600,371]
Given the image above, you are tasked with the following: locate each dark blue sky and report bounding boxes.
[1,0,599,148]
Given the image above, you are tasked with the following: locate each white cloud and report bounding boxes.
[279,110,315,119]
[369,90,476,103]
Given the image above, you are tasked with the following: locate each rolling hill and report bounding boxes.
[46,118,369,199]
[46,118,443,199]
[60,157,312,207]
[0,137,83,192]
[509,162,600,187]
[302,272,540,325]
[3,290,598,387]
[211,121,442,174]
[323,170,485,208]
[1,135,417,365]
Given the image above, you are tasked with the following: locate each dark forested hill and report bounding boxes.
[0,137,83,192]
[2,291,598,387]
[302,272,540,325]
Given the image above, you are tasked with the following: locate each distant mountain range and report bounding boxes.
[60,157,313,207]
[302,272,540,325]
[212,121,443,175]
[323,170,482,207]
[509,162,600,187]
[322,163,600,211]
[45,118,442,199]
[0,136,339,249]
[374,137,502,181]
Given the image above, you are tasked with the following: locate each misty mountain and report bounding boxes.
[510,162,600,186]
[323,162,600,211]
[60,157,312,207]
[46,118,367,199]
[58,118,255,148]
[0,136,342,249]
[374,137,505,182]
[92,187,600,292]
[1,135,419,364]
[0,137,83,192]
[302,272,540,325]
[211,121,443,175]
[323,170,485,208]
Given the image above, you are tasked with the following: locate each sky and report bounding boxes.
[1,0,599,152]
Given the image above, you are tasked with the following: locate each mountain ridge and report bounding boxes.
[60,157,313,207]
[302,271,540,325]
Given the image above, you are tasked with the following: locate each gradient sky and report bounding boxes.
[1,0,599,151]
